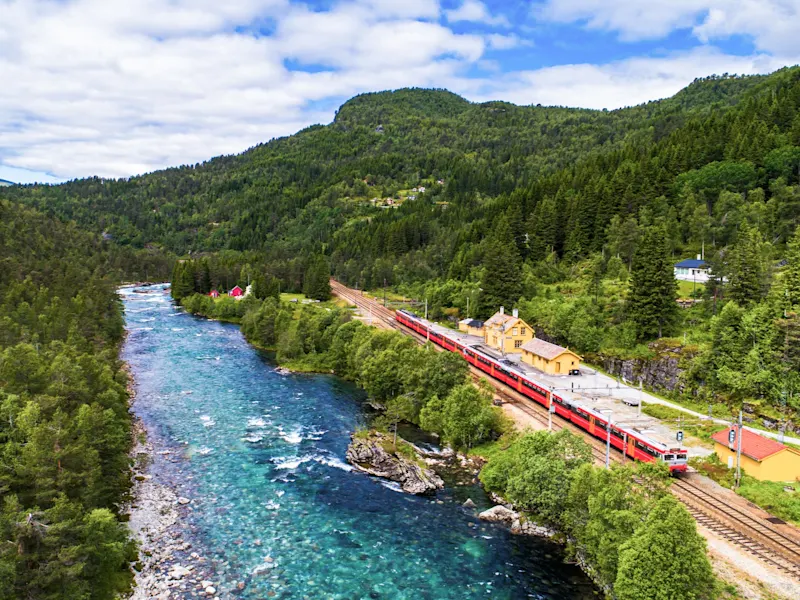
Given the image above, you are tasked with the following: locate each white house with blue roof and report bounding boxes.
[674,256,710,283]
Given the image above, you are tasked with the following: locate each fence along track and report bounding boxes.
[330,279,800,580]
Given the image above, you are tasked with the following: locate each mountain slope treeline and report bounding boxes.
[0,200,171,598]
[4,68,800,424]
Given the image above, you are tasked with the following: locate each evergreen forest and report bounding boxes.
[4,65,800,597]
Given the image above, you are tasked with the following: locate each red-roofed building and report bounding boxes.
[229,285,244,298]
[209,290,219,298]
[712,427,800,482]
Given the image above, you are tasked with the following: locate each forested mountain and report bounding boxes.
[1,70,774,272]
[5,66,800,422]
[0,201,171,598]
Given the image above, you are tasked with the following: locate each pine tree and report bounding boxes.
[628,226,678,339]
[785,226,800,308]
[198,260,212,294]
[527,196,558,262]
[170,261,194,300]
[727,224,767,305]
[303,255,331,301]
[478,216,523,318]
[615,495,715,600]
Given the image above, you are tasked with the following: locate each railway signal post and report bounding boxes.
[606,417,612,469]
[735,410,743,490]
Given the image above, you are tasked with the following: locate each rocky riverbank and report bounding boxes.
[124,419,255,599]
[346,431,445,494]
[478,502,556,538]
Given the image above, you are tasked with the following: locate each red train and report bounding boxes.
[396,309,688,472]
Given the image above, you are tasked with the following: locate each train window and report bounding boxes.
[664,454,674,461]
[678,453,687,460]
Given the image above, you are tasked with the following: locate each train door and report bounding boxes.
[626,434,634,459]
[588,415,595,436]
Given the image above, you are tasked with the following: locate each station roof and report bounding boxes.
[520,338,579,360]
[459,318,484,328]
[711,427,787,462]
[484,312,518,327]
[674,259,708,269]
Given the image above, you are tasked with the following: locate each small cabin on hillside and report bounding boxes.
[229,285,244,298]
[458,318,485,337]
[209,290,219,298]
[674,257,710,283]
[483,308,534,354]
[711,428,800,482]
[521,338,581,375]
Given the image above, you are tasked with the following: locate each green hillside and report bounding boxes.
[5,67,800,422]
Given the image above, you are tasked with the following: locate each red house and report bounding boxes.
[229,286,244,298]
[209,290,219,298]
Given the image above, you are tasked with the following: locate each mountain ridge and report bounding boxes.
[2,67,800,272]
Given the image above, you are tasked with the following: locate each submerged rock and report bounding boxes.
[346,431,444,495]
[463,498,476,509]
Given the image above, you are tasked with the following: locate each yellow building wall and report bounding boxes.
[484,319,533,353]
[466,325,485,337]
[713,443,800,482]
[521,350,581,375]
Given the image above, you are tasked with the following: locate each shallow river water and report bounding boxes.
[121,284,597,599]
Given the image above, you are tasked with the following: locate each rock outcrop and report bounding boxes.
[589,338,695,396]
[346,432,444,495]
[479,505,556,538]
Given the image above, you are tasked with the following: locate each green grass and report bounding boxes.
[280,292,307,303]
[677,280,705,298]
[469,433,519,461]
[691,455,800,526]
[737,479,800,525]
[641,402,727,446]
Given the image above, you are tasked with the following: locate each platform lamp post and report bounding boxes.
[735,410,743,490]
[602,410,612,469]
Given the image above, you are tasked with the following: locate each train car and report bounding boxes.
[395,309,688,472]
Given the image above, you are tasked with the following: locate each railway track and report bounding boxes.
[331,279,800,580]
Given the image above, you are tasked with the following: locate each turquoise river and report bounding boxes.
[121,284,597,599]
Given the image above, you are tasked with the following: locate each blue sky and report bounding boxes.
[0,0,797,183]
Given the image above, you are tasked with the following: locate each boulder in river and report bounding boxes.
[478,505,517,524]
[346,431,444,495]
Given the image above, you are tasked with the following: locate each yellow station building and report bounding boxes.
[520,338,582,375]
[711,427,800,482]
[482,308,534,354]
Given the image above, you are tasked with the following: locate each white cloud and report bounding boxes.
[1,0,798,180]
[537,0,800,54]
[485,33,529,50]
[446,0,510,28]
[536,0,706,41]
[456,47,786,109]
[0,0,485,178]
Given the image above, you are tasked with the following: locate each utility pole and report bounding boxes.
[735,410,743,490]
[424,298,428,320]
[638,380,643,416]
[466,296,469,319]
[383,278,387,307]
